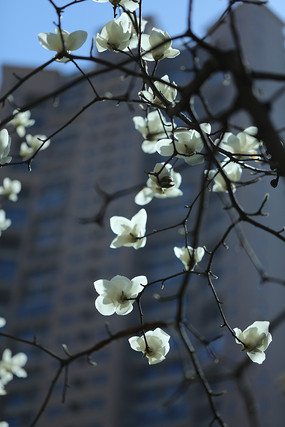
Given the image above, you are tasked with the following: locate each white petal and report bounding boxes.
[128,336,144,351]
[120,0,139,12]
[110,216,130,234]
[131,209,147,229]
[110,234,132,248]
[243,126,258,136]
[66,31,87,51]
[149,28,170,50]
[110,275,129,289]
[200,123,211,134]
[183,154,204,165]
[140,34,151,51]
[96,34,108,52]
[141,140,157,154]
[38,33,57,51]
[148,355,165,364]
[247,351,266,364]
[164,47,180,59]
[152,328,170,345]
[95,295,116,315]
[135,188,154,205]
[13,366,27,378]
[2,349,11,362]
[156,139,174,156]
[16,126,26,138]
[94,279,110,295]
[133,116,146,135]
[244,320,269,336]
[12,352,27,368]
[115,303,133,315]
[174,246,184,259]
[39,32,63,52]
[194,247,205,263]
[131,275,147,293]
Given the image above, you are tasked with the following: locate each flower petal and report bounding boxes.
[141,140,157,154]
[66,31,87,51]
[94,279,110,295]
[110,234,132,248]
[132,237,147,249]
[128,336,144,351]
[135,188,154,205]
[130,208,147,230]
[39,32,63,52]
[95,295,116,315]
[110,216,130,234]
[156,139,174,156]
[131,275,147,293]
[247,351,266,364]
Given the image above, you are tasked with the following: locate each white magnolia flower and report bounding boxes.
[216,127,261,158]
[0,178,21,202]
[156,124,211,165]
[94,275,147,315]
[133,111,173,154]
[139,75,177,106]
[96,13,132,53]
[0,210,11,236]
[110,208,147,249]
[174,246,205,271]
[135,163,182,205]
[0,318,6,328]
[129,328,170,365]
[38,29,87,62]
[9,110,35,138]
[20,134,50,160]
[208,159,242,193]
[0,349,28,382]
[141,27,180,61]
[234,321,272,364]
[0,129,12,164]
[92,0,139,12]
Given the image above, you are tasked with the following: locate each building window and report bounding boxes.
[33,216,63,249]
[0,259,17,280]
[3,205,27,227]
[36,182,69,211]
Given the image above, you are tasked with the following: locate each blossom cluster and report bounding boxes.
[0,319,28,398]
[208,127,262,193]
[93,274,170,364]
[0,110,50,164]
[94,93,208,365]
[0,109,51,239]
[0,0,272,401]
[83,2,269,368]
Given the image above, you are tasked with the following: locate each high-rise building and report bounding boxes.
[0,61,149,426]
[0,4,285,427]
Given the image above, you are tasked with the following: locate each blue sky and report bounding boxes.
[1,0,284,76]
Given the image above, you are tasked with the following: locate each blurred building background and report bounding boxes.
[0,4,285,427]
